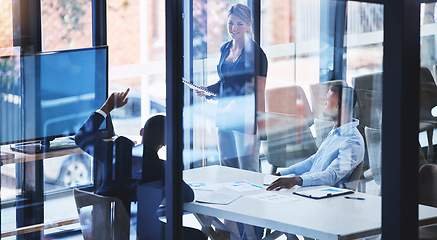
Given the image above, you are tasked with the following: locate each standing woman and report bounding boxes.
[196,3,268,172]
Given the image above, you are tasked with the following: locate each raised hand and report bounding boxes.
[100,88,130,115]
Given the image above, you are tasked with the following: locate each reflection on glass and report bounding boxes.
[419,3,437,237]
[41,0,92,51]
[0,2,14,56]
[346,1,384,197]
[44,154,92,189]
[189,2,267,173]
[183,0,384,239]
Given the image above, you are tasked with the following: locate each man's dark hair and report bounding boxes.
[330,84,357,109]
[142,114,165,149]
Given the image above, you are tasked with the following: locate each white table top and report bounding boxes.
[183,165,437,240]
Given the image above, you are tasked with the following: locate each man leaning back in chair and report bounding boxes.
[267,84,365,191]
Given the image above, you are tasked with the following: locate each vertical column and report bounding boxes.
[12,0,43,239]
[12,0,42,53]
[92,0,107,47]
[382,0,420,239]
[165,0,184,239]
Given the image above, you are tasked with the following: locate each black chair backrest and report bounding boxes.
[419,164,437,208]
[94,136,135,192]
[137,180,165,240]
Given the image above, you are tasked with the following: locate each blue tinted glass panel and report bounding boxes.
[0,47,107,144]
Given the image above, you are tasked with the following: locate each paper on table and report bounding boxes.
[293,186,354,199]
[224,181,264,192]
[195,191,242,205]
[248,192,299,204]
[188,182,223,191]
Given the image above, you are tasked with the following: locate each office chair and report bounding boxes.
[419,67,437,163]
[352,68,437,164]
[136,180,206,240]
[433,64,437,85]
[93,136,137,212]
[263,86,318,174]
[419,164,437,239]
[73,188,131,240]
[351,72,383,93]
[363,127,427,195]
[345,161,364,191]
[363,127,382,190]
[351,74,383,192]
[262,113,317,174]
[137,180,165,240]
[265,85,314,126]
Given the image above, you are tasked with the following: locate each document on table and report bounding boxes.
[248,192,299,204]
[293,186,354,199]
[188,182,223,191]
[195,191,242,205]
[224,181,264,192]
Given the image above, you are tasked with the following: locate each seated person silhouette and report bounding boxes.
[75,89,206,240]
[137,111,206,240]
[75,89,136,211]
[267,85,365,191]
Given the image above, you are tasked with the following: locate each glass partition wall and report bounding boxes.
[178,0,386,239]
[0,0,432,238]
[1,0,168,239]
[418,1,437,239]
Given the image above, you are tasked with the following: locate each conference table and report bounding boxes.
[183,165,437,240]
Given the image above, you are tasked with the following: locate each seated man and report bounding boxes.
[138,111,206,240]
[75,89,206,240]
[267,85,365,191]
[75,89,137,210]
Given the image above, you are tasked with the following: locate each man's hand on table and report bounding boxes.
[266,176,303,191]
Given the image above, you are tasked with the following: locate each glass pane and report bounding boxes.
[106,0,166,141]
[419,2,437,238]
[0,2,14,56]
[346,1,383,198]
[182,0,383,239]
[105,1,171,239]
[0,47,21,237]
[41,0,93,51]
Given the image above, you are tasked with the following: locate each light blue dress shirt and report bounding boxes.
[279,119,365,187]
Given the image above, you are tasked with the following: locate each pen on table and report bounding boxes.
[345,196,365,200]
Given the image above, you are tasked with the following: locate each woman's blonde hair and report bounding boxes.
[228,3,254,40]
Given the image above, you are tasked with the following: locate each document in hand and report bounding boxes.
[293,186,354,199]
[182,78,216,97]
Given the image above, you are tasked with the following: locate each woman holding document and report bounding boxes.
[195,3,268,173]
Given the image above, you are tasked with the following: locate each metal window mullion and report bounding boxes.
[92,0,107,47]
[165,0,184,239]
[382,0,420,239]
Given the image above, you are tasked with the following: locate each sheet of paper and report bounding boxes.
[224,181,264,192]
[195,191,242,205]
[248,192,299,203]
[188,182,223,191]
